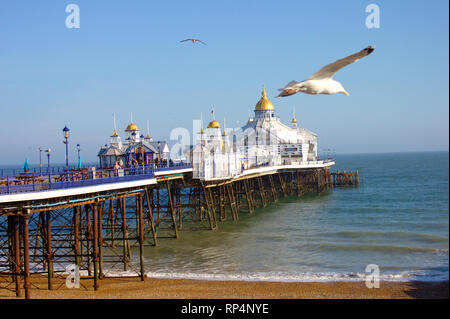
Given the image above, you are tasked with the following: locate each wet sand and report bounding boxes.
[0,276,448,299]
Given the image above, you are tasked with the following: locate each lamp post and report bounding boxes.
[39,147,43,174]
[77,144,81,168]
[45,149,51,173]
[62,126,70,171]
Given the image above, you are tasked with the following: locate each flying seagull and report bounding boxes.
[180,38,206,45]
[277,46,375,97]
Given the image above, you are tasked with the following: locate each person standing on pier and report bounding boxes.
[114,161,121,176]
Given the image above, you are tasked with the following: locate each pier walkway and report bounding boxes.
[0,160,337,204]
[0,164,192,203]
[0,158,355,299]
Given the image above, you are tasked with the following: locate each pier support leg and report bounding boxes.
[98,202,104,279]
[74,206,80,268]
[243,180,254,214]
[138,194,145,281]
[257,177,267,207]
[176,188,183,230]
[92,202,99,291]
[227,184,239,221]
[219,186,225,221]
[202,187,217,230]
[22,213,31,299]
[121,198,129,272]
[46,211,53,290]
[109,200,116,248]
[209,189,218,227]
[79,209,84,268]
[167,181,180,238]
[33,214,42,264]
[269,175,278,203]
[7,216,14,284]
[13,215,21,297]
[278,174,287,198]
[86,205,92,276]
[145,187,158,246]
[316,170,321,195]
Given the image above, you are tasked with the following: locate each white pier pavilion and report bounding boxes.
[193,88,322,181]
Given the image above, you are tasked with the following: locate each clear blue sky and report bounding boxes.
[0,0,448,165]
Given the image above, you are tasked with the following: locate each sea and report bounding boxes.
[2,151,448,282]
[139,151,449,282]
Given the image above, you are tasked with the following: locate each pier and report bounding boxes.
[0,89,362,298]
[331,170,359,187]
[0,160,352,298]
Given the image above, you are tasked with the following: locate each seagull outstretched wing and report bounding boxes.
[180,38,207,45]
[307,46,375,80]
[278,80,301,91]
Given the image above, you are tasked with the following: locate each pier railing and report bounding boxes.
[0,163,192,195]
[0,159,335,195]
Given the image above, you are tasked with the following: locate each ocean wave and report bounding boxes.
[143,270,447,282]
[327,231,449,243]
[12,261,447,283]
[88,269,448,283]
[322,243,448,254]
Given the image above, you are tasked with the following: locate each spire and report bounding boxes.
[111,112,119,137]
[199,112,204,134]
[291,107,298,127]
[222,117,227,136]
[207,108,221,129]
[145,120,152,140]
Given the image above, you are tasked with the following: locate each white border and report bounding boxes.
[0,177,157,204]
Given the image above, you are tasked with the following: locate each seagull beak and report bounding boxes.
[343,90,350,96]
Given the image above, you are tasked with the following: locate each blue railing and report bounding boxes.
[0,163,192,195]
[0,165,95,177]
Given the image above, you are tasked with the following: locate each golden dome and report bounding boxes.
[145,134,152,139]
[291,117,297,123]
[207,120,221,128]
[110,129,120,137]
[125,123,139,132]
[255,88,274,111]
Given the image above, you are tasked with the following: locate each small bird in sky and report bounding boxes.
[180,38,207,45]
[277,46,375,97]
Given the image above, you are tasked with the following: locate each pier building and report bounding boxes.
[192,119,242,180]
[192,88,319,180]
[98,121,170,168]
